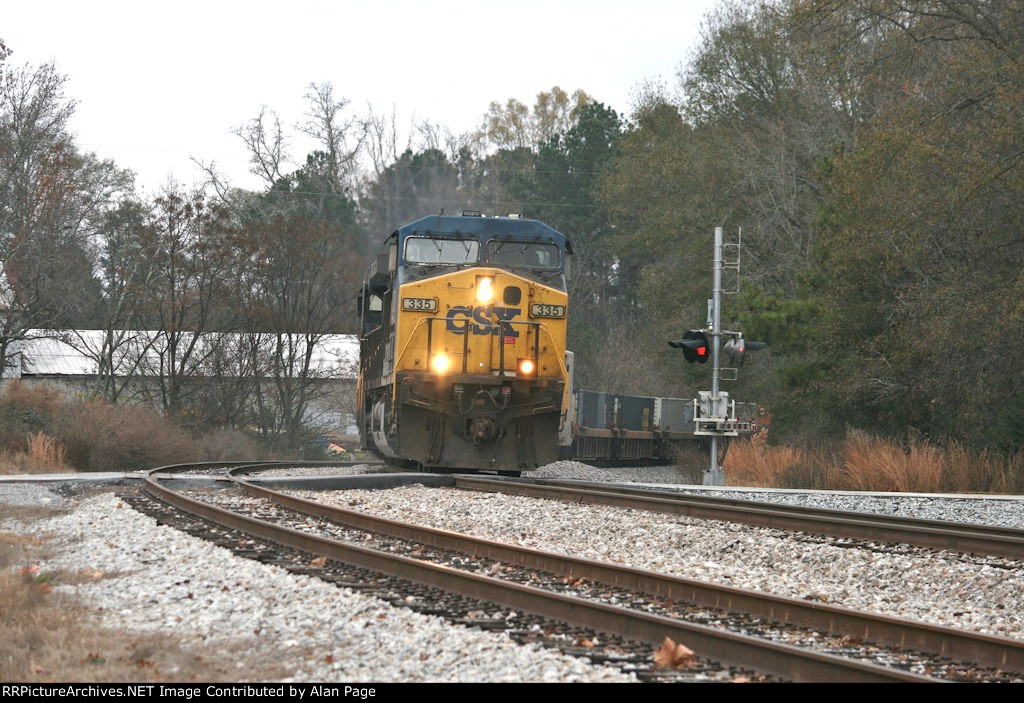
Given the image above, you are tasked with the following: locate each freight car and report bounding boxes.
[564,384,760,464]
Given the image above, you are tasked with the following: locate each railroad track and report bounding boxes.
[135,463,1024,682]
[454,476,1024,560]
[138,466,763,683]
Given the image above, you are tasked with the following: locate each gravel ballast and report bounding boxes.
[668,488,1024,529]
[0,485,632,683]
[5,459,1022,681]
[301,482,1024,640]
[248,460,1024,530]
[535,460,1024,529]
[253,464,389,478]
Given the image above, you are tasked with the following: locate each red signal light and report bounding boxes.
[724,335,765,364]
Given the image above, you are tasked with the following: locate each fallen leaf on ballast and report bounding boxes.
[653,636,696,669]
[575,638,594,649]
[564,575,586,587]
[309,556,327,567]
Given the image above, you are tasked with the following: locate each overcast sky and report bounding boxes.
[5,0,719,194]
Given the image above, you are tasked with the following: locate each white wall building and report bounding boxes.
[2,330,361,437]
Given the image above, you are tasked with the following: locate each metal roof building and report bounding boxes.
[4,330,359,380]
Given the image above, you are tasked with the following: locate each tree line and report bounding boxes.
[2,0,1022,453]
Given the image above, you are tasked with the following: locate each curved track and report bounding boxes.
[455,476,1024,559]
[230,470,1024,673]
[137,463,1024,682]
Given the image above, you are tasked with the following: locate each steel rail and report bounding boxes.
[453,476,1024,560]
[145,459,383,476]
[142,464,934,682]
[226,466,1024,672]
[542,479,1024,539]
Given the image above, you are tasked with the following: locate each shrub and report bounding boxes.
[0,383,63,451]
[195,429,264,461]
[0,381,280,474]
[54,399,202,472]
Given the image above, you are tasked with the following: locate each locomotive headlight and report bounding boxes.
[475,276,494,303]
[517,358,536,376]
[430,353,451,374]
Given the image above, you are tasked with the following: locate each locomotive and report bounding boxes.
[356,213,571,472]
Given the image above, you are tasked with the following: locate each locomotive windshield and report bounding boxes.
[487,239,561,270]
[404,236,479,265]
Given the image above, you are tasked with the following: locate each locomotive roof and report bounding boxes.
[395,214,571,251]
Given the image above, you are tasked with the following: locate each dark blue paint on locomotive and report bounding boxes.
[394,214,572,286]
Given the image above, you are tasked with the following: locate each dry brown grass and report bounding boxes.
[723,429,1024,493]
[0,432,73,474]
[723,441,809,488]
[839,429,942,492]
[27,432,67,466]
[0,511,291,682]
[0,448,73,475]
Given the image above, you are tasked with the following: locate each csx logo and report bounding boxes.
[445,305,520,337]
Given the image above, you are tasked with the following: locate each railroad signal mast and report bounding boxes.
[668,226,765,486]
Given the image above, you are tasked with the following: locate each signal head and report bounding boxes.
[723,334,745,364]
[724,334,766,364]
[668,330,710,364]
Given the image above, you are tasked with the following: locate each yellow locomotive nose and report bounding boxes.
[357,213,572,473]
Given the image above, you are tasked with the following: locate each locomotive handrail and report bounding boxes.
[536,322,569,380]
[535,322,572,433]
[390,315,433,410]
[392,315,432,372]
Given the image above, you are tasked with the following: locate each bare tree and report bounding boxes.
[364,105,414,179]
[234,106,289,188]
[136,186,236,420]
[298,82,368,195]
[240,214,358,449]
[0,57,132,371]
[58,198,161,402]
[211,85,369,448]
